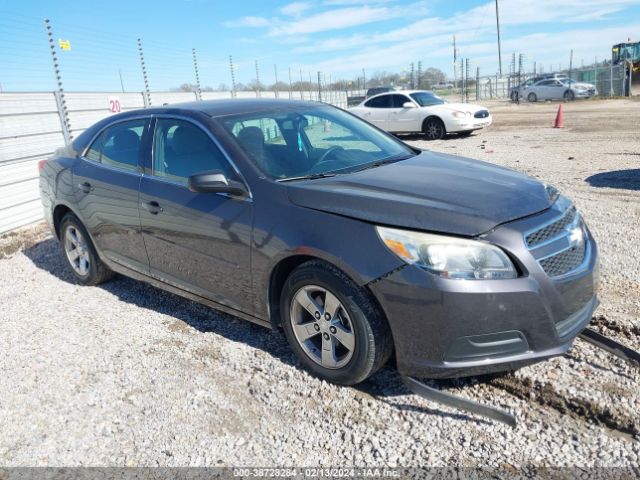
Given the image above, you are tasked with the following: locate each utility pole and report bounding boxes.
[453,35,457,89]
[46,18,71,143]
[288,66,293,99]
[192,48,202,101]
[362,68,366,90]
[229,55,237,98]
[137,37,151,107]
[569,49,573,84]
[118,68,125,93]
[410,62,415,89]
[273,64,279,98]
[255,60,261,97]
[417,61,422,89]
[518,53,523,86]
[495,0,503,76]
[299,69,304,100]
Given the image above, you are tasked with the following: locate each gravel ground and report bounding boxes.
[1,99,639,468]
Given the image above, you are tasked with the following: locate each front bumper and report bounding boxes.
[369,206,599,379]
[575,88,598,98]
[448,115,493,133]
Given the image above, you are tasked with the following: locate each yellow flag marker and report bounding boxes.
[58,39,71,51]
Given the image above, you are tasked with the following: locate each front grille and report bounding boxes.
[526,206,577,248]
[539,242,586,277]
[474,110,489,119]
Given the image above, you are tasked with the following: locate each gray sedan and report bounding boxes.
[39,98,598,386]
[520,78,598,102]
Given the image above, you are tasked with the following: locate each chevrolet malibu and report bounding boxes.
[350,90,492,140]
[39,99,598,385]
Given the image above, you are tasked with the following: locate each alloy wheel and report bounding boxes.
[424,120,444,140]
[289,285,355,369]
[64,224,90,276]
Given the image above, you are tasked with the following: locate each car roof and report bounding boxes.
[369,90,435,96]
[124,98,327,119]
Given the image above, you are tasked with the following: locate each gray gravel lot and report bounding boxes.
[0,99,639,468]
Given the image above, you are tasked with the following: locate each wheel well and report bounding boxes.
[52,205,72,239]
[421,115,444,132]
[267,255,397,365]
[268,255,316,329]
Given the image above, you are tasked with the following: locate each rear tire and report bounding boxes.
[422,117,446,140]
[527,92,537,102]
[59,212,114,286]
[280,260,392,385]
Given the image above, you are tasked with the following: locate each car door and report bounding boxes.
[73,117,150,273]
[535,80,556,100]
[138,116,253,313]
[359,94,392,130]
[387,94,421,132]
[546,80,566,99]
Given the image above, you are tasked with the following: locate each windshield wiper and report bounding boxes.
[277,172,337,182]
[351,154,414,173]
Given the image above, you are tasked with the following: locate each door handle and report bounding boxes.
[144,200,163,215]
[78,182,93,193]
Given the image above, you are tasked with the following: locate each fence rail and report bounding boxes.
[0,89,353,234]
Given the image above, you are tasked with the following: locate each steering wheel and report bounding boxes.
[317,146,344,164]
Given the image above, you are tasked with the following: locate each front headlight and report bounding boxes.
[376,226,517,280]
[452,111,471,118]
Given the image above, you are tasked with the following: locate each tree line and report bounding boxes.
[171,66,448,93]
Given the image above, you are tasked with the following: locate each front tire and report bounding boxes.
[564,90,575,101]
[423,117,445,140]
[280,260,392,385]
[59,212,114,285]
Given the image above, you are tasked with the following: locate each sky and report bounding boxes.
[1,0,639,92]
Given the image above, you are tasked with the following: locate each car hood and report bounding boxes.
[286,151,553,236]
[431,102,487,113]
[570,82,595,89]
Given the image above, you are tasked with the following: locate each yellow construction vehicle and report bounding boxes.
[612,40,640,95]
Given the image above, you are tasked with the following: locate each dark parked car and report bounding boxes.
[39,99,599,385]
[365,86,395,98]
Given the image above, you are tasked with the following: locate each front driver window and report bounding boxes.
[153,119,233,184]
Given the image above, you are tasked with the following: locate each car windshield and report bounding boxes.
[561,79,578,85]
[409,92,446,106]
[220,105,416,181]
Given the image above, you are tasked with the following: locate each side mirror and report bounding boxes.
[188,170,248,197]
[402,102,417,108]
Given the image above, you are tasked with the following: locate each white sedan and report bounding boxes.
[349,90,492,140]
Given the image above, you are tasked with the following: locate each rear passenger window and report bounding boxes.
[85,119,146,172]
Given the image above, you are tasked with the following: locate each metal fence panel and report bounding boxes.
[0,132,65,164]
[200,92,233,101]
[0,112,61,138]
[151,92,198,105]
[0,93,58,115]
[0,199,44,234]
[0,159,44,187]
